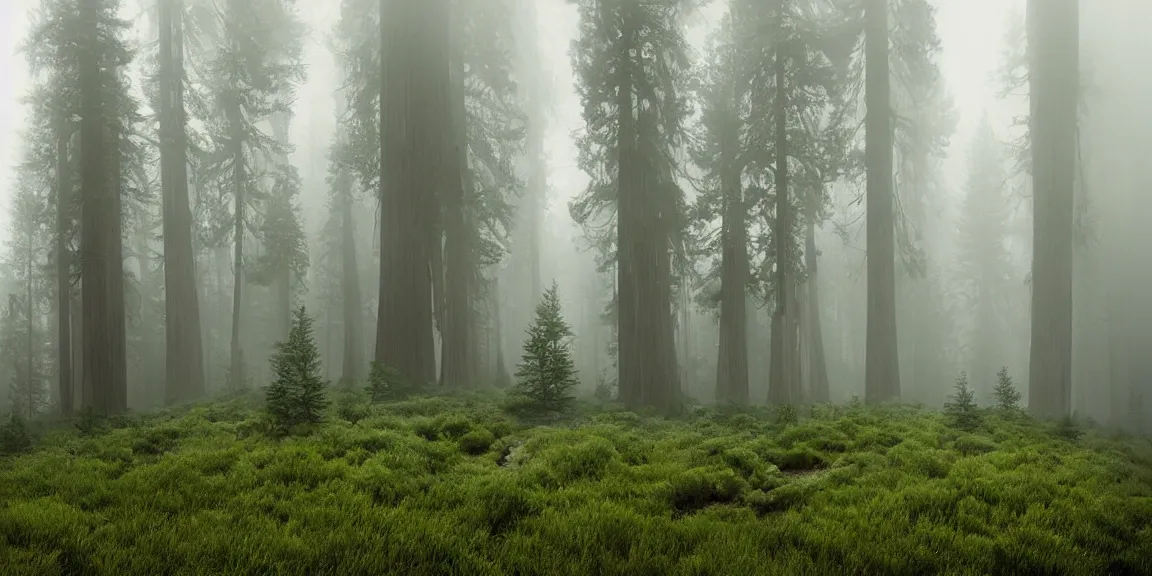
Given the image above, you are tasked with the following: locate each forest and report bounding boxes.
[0,0,1149,573]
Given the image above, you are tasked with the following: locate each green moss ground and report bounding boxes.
[1,394,1150,575]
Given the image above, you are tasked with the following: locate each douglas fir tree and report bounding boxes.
[510,282,579,416]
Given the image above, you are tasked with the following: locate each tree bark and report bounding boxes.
[26,219,36,418]
[615,9,639,408]
[338,169,364,383]
[79,0,127,415]
[441,7,473,388]
[714,40,748,405]
[1027,0,1077,419]
[55,123,73,415]
[769,22,797,406]
[615,6,679,414]
[110,124,129,412]
[228,101,246,390]
[864,0,901,404]
[73,290,85,409]
[159,0,205,404]
[805,218,830,403]
[376,0,442,387]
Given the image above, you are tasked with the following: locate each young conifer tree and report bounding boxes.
[945,371,981,431]
[993,367,1022,412]
[266,306,329,432]
[512,281,579,415]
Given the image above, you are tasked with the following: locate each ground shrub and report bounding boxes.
[524,434,620,487]
[954,434,998,456]
[667,467,747,514]
[130,426,181,456]
[334,389,371,425]
[459,428,496,455]
[772,447,827,472]
[0,413,33,455]
[774,404,798,426]
[1055,415,1085,443]
[73,407,105,437]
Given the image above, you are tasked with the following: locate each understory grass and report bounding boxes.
[1,392,1151,575]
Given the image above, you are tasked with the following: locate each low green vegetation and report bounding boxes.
[1,391,1150,575]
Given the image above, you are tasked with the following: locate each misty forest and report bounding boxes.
[0,0,1149,573]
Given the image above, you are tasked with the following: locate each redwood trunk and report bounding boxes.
[769,22,797,406]
[338,169,364,382]
[376,0,442,386]
[441,8,473,388]
[1026,0,1077,418]
[55,123,72,415]
[159,0,206,404]
[864,0,901,404]
[805,218,830,403]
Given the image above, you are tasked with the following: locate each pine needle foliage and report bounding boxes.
[993,367,1022,413]
[265,307,329,434]
[367,361,415,403]
[945,372,982,431]
[510,282,578,416]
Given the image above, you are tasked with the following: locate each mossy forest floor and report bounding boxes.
[1,393,1151,575]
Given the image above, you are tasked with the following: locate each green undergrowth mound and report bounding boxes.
[1,394,1151,575]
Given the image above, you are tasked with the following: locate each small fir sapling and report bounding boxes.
[367,361,412,402]
[945,371,982,431]
[993,366,1022,412]
[509,281,579,415]
[265,306,329,433]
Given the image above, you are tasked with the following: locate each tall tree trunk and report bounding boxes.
[491,277,510,387]
[715,77,748,404]
[159,0,205,404]
[338,169,364,383]
[805,218,830,403]
[769,24,796,406]
[110,124,129,412]
[55,123,72,415]
[376,0,442,386]
[134,230,154,402]
[615,9,639,409]
[616,7,678,414]
[1027,0,1077,419]
[269,112,294,340]
[864,0,901,404]
[441,8,473,388]
[26,226,36,418]
[228,104,245,390]
[73,290,85,409]
[714,155,751,403]
[79,0,127,415]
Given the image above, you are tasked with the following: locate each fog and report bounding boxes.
[0,0,1146,431]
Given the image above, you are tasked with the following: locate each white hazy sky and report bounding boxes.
[0,0,1019,243]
